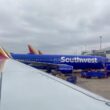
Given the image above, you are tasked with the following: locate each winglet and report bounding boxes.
[0,47,9,59]
[28,44,43,55]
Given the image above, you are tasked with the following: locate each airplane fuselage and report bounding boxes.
[11,53,106,69]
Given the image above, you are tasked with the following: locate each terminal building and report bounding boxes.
[81,47,110,58]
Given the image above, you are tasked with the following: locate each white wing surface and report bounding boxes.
[0,59,110,110]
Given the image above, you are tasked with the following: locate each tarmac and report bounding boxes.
[51,71,110,100]
[76,76,110,100]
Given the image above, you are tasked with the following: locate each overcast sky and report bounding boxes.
[0,0,110,54]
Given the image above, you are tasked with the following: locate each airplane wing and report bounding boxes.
[18,59,59,69]
[0,58,110,110]
[15,59,73,73]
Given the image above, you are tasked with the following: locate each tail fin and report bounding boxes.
[28,44,43,55]
[0,47,9,59]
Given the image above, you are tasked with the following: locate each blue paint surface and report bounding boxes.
[11,53,107,69]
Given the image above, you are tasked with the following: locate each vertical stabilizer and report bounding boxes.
[28,44,43,55]
[0,47,9,59]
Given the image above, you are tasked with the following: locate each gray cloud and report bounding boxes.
[0,0,110,54]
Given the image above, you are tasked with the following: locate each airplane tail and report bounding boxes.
[28,44,43,55]
[0,47,10,59]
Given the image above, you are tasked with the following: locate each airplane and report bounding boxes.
[0,47,110,110]
[9,45,107,73]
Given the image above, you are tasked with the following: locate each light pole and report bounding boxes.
[99,36,102,50]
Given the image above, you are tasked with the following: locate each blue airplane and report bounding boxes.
[9,45,107,73]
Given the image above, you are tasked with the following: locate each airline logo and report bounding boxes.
[61,57,98,63]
